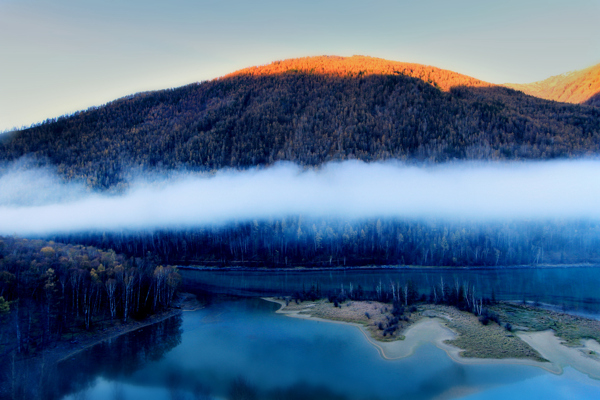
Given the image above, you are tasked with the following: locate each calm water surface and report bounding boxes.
[59,297,600,400]
[182,266,600,313]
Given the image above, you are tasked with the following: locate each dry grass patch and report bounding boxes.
[276,299,571,362]
[279,299,420,341]
[419,304,546,361]
[491,303,600,347]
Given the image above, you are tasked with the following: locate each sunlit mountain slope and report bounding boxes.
[1,56,599,190]
[504,63,600,106]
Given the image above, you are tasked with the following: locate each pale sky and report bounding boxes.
[1,0,599,131]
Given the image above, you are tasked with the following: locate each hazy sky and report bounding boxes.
[1,0,599,131]
[2,160,600,235]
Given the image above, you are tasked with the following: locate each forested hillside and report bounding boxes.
[504,63,600,106]
[0,236,181,356]
[0,236,183,398]
[2,56,600,190]
[2,56,600,268]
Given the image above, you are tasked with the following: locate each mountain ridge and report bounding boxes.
[504,63,600,106]
[224,55,493,92]
[1,56,600,190]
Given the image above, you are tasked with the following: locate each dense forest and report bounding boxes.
[1,56,599,190]
[1,57,600,267]
[50,218,600,268]
[0,236,181,360]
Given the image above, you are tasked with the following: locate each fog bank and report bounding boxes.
[1,160,600,235]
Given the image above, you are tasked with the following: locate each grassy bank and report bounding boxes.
[422,304,545,361]
[278,299,416,342]
[272,298,600,363]
[491,303,600,347]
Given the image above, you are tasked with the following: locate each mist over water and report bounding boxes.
[1,159,600,235]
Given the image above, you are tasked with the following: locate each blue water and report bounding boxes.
[463,368,600,400]
[182,266,600,313]
[61,298,600,400]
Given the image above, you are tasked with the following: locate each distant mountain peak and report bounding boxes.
[503,63,600,105]
[225,55,492,92]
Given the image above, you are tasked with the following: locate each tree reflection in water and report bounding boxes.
[4,315,182,400]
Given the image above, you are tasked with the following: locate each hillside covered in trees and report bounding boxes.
[1,56,599,190]
[0,236,181,360]
[1,56,600,269]
[504,63,600,107]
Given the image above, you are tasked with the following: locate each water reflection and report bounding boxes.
[11,315,183,400]
[50,298,600,400]
[182,267,600,313]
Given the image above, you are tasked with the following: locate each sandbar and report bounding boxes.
[264,297,600,379]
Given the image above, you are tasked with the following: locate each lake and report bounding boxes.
[52,296,600,400]
[181,266,600,314]
[14,266,595,399]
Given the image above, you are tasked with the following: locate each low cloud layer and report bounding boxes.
[1,160,600,235]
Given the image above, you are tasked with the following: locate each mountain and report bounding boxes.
[1,56,600,190]
[225,55,493,91]
[504,63,600,106]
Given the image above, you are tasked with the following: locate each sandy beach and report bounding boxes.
[518,330,600,379]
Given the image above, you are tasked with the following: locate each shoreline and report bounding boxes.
[55,308,182,363]
[264,298,600,379]
[180,263,600,272]
[45,292,202,365]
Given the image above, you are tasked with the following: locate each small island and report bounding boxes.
[265,297,600,379]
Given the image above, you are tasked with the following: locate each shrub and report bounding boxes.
[384,324,398,336]
[392,303,404,317]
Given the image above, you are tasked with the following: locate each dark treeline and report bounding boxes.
[0,236,181,360]
[51,218,600,268]
[292,274,492,314]
[2,57,600,190]
[288,271,502,338]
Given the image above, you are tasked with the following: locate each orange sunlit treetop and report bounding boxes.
[224,55,493,92]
